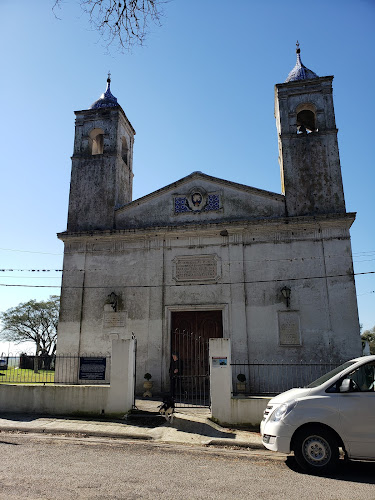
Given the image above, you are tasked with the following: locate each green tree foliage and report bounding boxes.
[361,326,375,355]
[0,296,60,357]
[53,0,165,50]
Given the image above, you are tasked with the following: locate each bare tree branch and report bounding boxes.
[53,0,166,51]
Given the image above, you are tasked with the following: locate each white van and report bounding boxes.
[260,355,375,473]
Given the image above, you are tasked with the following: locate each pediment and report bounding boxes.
[115,171,285,229]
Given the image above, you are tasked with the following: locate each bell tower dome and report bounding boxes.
[67,74,135,232]
[275,43,346,217]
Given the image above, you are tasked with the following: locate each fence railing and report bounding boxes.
[0,354,111,385]
[231,359,344,396]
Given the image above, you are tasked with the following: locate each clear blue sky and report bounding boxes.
[1,0,374,354]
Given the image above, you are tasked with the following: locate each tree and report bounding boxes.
[361,326,375,355]
[0,296,60,360]
[53,0,166,51]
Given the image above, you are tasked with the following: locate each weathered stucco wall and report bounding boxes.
[115,173,285,229]
[58,73,362,397]
[57,213,361,394]
[275,76,346,218]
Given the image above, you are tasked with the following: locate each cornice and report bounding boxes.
[57,212,356,242]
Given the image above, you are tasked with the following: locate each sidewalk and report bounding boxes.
[0,399,264,450]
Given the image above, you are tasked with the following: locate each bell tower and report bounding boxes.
[67,74,135,232]
[275,43,346,217]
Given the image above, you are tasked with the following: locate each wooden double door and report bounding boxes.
[171,310,223,406]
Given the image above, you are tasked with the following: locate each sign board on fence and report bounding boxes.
[79,357,106,380]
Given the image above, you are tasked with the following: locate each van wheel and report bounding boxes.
[293,426,339,474]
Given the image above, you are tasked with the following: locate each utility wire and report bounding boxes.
[1,270,375,289]
[1,253,375,273]
[1,246,375,258]
[0,248,62,256]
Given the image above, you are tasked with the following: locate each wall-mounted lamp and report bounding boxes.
[281,286,291,308]
[108,292,118,311]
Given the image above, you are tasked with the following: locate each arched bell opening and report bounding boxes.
[296,103,317,134]
[121,136,129,164]
[89,128,104,155]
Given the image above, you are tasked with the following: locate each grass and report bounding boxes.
[0,367,55,384]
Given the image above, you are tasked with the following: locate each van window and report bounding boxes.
[305,361,356,388]
[344,362,375,391]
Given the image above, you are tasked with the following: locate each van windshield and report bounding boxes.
[305,361,357,388]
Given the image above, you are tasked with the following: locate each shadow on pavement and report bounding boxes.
[169,416,234,438]
[0,414,39,423]
[285,456,375,484]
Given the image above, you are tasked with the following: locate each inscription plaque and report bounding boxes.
[79,357,106,380]
[174,255,218,282]
[103,312,126,329]
[278,311,301,346]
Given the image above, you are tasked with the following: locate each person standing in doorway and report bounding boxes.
[170,352,182,398]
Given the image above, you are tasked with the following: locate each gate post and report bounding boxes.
[106,338,136,414]
[209,338,232,424]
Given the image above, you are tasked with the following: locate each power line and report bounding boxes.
[0,248,62,256]
[0,270,63,273]
[0,276,62,279]
[1,245,375,259]
[1,253,374,273]
[1,270,375,289]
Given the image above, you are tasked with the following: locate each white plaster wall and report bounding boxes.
[210,338,232,424]
[228,397,270,427]
[57,215,361,393]
[0,385,110,415]
[1,338,135,415]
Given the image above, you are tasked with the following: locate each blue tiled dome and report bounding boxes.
[285,42,318,83]
[90,75,118,109]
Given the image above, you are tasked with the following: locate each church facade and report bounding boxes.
[56,47,362,392]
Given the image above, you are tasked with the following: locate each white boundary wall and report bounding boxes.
[0,339,135,416]
[209,338,270,426]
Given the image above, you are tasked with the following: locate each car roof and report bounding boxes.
[349,355,375,362]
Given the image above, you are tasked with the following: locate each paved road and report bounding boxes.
[1,432,375,499]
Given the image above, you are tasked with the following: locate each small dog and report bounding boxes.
[158,396,175,423]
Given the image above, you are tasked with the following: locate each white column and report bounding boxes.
[106,338,135,414]
[209,338,232,424]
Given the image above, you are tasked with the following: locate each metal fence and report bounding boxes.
[231,359,344,396]
[0,354,111,385]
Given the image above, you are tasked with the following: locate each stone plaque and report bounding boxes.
[174,255,218,282]
[79,357,106,380]
[278,311,301,346]
[103,312,126,329]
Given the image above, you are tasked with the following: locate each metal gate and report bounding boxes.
[171,329,210,408]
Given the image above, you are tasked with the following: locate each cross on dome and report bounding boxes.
[90,72,119,109]
[285,42,318,83]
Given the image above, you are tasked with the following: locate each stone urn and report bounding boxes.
[236,373,247,394]
[143,373,153,397]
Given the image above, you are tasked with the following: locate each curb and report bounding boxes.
[0,425,154,441]
[203,438,264,450]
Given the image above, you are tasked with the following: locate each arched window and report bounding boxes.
[296,103,317,134]
[89,128,104,155]
[121,137,129,164]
